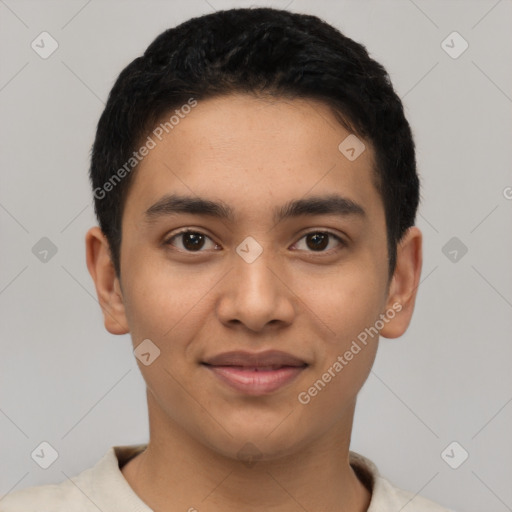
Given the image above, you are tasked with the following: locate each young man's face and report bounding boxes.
[87,93,421,461]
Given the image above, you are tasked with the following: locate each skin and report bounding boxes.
[86,93,422,512]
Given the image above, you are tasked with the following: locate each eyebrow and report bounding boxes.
[143,193,366,225]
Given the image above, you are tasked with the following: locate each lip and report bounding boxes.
[202,350,308,395]
[203,349,307,367]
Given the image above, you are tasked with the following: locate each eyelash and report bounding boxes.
[163,228,346,254]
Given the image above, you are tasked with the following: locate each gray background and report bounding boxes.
[1,1,511,511]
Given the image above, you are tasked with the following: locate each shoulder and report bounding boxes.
[0,471,94,512]
[376,475,455,511]
[349,451,456,512]
[1,444,148,512]
[0,446,122,512]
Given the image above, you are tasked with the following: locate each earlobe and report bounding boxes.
[379,226,423,339]
[85,226,130,335]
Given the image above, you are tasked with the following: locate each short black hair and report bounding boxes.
[89,7,419,280]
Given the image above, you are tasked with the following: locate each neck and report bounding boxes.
[122,393,371,512]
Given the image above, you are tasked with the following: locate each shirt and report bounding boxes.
[0,444,454,511]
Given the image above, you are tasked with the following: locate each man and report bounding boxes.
[1,7,453,511]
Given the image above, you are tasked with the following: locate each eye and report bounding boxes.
[164,229,220,252]
[164,229,345,254]
[292,231,345,252]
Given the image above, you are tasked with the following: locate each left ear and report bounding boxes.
[379,226,423,339]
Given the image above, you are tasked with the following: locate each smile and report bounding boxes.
[202,364,307,395]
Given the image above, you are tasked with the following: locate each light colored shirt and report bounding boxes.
[1,444,454,511]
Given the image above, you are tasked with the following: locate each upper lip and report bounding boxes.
[202,350,308,368]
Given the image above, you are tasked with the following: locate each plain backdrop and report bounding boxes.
[1,1,511,511]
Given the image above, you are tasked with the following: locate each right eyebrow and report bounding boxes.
[143,193,366,226]
[144,194,235,223]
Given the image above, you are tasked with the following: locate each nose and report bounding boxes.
[215,247,296,333]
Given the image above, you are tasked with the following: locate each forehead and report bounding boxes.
[124,94,383,224]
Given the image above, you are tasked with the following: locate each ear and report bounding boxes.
[379,226,423,339]
[85,226,129,335]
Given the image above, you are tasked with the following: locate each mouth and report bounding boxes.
[201,350,308,395]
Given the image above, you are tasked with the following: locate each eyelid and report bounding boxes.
[164,228,346,253]
[164,228,220,251]
[291,230,346,253]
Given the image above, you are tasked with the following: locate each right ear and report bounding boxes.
[85,226,130,335]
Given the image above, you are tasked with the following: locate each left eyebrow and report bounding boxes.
[274,194,366,224]
[144,194,235,223]
[143,193,366,225]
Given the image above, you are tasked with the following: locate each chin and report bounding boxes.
[200,422,310,463]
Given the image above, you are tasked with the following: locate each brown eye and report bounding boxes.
[181,232,205,251]
[165,230,219,252]
[306,232,329,251]
[293,231,344,252]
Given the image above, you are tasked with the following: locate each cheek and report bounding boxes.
[296,270,384,406]
[121,254,212,343]
[295,263,384,399]
[296,343,378,421]
[123,270,206,414]
[302,264,386,343]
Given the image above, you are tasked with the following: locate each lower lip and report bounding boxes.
[203,365,306,395]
